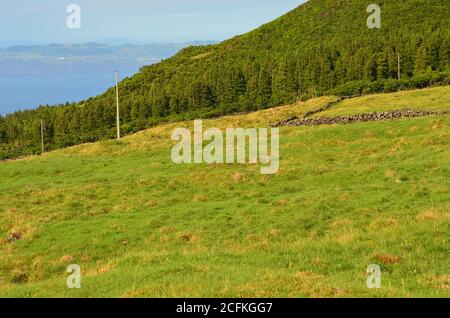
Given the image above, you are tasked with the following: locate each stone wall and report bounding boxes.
[272,109,450,127]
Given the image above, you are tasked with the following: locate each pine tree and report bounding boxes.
[415,45,428,74]
[365,55,378,81]
[256,66,272,108]
[376,54,389,80]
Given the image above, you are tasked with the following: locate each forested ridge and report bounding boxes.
[1,0,449,159]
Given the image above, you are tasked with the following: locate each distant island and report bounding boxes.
[0,41,216,76]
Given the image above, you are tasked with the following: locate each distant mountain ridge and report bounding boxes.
[0,42,216,76]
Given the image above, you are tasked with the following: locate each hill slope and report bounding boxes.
[1,0,450,159]
[0,86,449,297]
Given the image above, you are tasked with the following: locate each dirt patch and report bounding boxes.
[177,232,197,243]
[11,269,28,284]
[6,231,22,243]
[436,275,450,290]
[60,255,74,264]
[417,207,450,221]
[232,172,244,182]
[374,254,401,265]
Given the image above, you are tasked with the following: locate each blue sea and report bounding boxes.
[0,72,136,116]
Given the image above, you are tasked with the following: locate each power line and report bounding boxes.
[115,71,121,140]
[40,119,45,155]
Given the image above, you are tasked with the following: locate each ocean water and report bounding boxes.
[0,71,136,116]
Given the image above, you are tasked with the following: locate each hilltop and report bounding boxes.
[1,0,449,159]
[0,86,449,297]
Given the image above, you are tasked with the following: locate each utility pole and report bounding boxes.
[115,71,121,140]
[397,51,401,80]
[40,119,45,155]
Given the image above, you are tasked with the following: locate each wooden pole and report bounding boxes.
[115,71,121,140]
[40,119,44,154]
[397,51,401,80]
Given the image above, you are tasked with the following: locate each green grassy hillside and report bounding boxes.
[1,0,449,159]
[0,86,448,297]
[315,86,450,117]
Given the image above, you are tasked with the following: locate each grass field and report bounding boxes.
[0,86,449,297]
[315,86,450,117]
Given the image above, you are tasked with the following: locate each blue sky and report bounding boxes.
[0,0,305,44]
